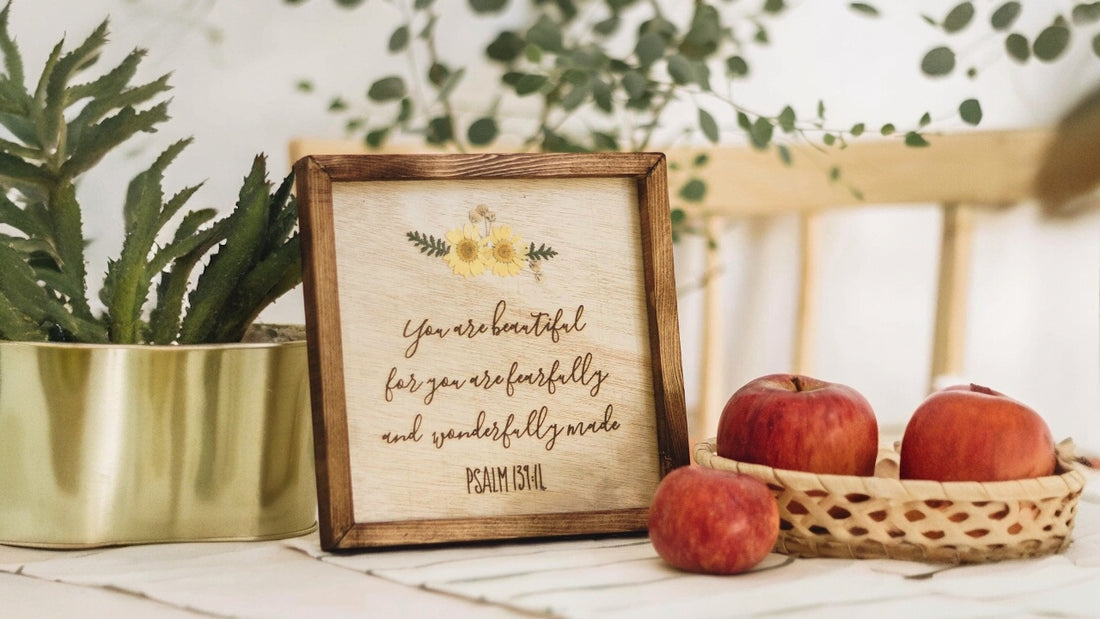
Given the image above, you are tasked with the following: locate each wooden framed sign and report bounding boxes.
[294,152,689,551]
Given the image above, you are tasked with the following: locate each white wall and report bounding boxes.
[5,1,1098,452]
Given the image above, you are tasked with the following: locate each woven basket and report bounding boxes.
[694,439,1087,564]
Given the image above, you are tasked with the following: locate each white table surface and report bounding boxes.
[4,467,1098,618]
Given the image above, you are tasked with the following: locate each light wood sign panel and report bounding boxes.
[294,153,689,551]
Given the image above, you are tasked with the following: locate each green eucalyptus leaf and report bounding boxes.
[991,2,1021,30]
[635,32,664,67]
[608,58,630,73]
[621,70,647,99]
[850,122,865,136]
[1072,3,1100,24]
[959,98,982,125]
[526,15,563,52]
[590,131,618,151]
[764,0,786,13]
[570,47,607,70]
[667,54,708,88]
[678,178,706,202]
[365,127,389,148]
[943,2,975,33]
[778,105,796,132]
[777,144,792,165]
[698,107,719,143]
[737,111,752,131]
[367,75,407,101]
[467,116,498,145]
[1005,32,1031,62]
[664,54,689,84]
[560,80,589,110]
[1093,32,1100,57]
[525,44,542,63]
[428,62,449,87]
[726,55,749,77]
[639,16,677,43]
[562,67,589,85]
[680,3,721,59]
[921,46,956,76]
[880,123,896,136]
[905,131,930,147]
[513,73,547,95]
[919,111,932,127]
[670,207,686,226]
[592,79,612,112]
[540,128,587,153]
[593,16,620,36]
[469,0,507,13]
[414,0,435,9]
[426,115,454,144]
[849,3,880,17]
[389,25,410,52]
[418,12,438,40]
[749,117,774,149]
[396,97,413,123]
[1033,25,1070,61]
[435,66,465,100]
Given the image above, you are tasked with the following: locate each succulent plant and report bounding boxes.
[0,2,300,344]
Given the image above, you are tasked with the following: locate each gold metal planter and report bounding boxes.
[0,338,317,548]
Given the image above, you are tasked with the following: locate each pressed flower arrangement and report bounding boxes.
[407,204,557,279]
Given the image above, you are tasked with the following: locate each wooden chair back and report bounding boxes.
[290,129,1055,441]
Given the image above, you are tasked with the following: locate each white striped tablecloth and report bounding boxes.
[3,470,1098,617]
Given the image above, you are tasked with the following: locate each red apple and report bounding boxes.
[716,373,879,476]
[899,383,1056,482]
[648,465,779,574]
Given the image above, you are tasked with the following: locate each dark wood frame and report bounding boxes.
[294,152,689,551]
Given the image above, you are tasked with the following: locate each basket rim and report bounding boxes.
[694,438,1087,502]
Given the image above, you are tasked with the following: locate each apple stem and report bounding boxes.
[791,376,804,392]
[970,383,996,396]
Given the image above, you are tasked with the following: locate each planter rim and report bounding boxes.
[0,324,308,351]
[0,339,307,351]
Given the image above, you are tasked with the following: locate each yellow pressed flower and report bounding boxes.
[444,223,488,277]
[482,224,526,277]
